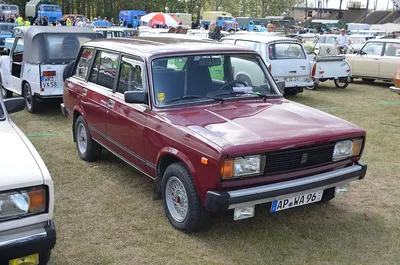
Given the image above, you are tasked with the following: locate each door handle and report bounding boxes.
[82,88,87,96]
[108,99,115,108]
[100,99,107,106]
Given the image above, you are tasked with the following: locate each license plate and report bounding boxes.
[9,253,39,265]
[284,76,299,82]
[42,75,58,88]
[270,190,323,212]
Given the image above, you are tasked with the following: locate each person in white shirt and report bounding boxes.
[336,28,351,54]
[55,20,62,27]
[76,18,86,27]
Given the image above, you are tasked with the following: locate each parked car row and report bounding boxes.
[2,26,388,264]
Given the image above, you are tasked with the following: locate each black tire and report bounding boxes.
[63,60,75,81]
[161,162,209,233]
[320,187,335,203]
[39,250,51,265]
[284,89,298,96]
[24,82,39,113]
[0,74,12,98]
[362,78,375,83]
[74,115,102,162]
[334,79,349,89]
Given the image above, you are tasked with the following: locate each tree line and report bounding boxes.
[10,0,297,21]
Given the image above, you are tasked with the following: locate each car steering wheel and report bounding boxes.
[218,80,248,91]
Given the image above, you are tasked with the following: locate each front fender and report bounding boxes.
[156,147,197,180]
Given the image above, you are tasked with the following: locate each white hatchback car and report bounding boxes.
[221,34,314,95]
[0,97,55,264]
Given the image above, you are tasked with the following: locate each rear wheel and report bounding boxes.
[74,115,102,162]
[362,78,375,83]
[334,78,349,89]
[306,81,318,90]
[24,83,39,113]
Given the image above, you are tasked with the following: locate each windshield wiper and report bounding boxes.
[166,95,224,104]
[214,91,280,100]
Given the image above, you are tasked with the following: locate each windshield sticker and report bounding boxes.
[233,86,253,93]
[158,92,165,102]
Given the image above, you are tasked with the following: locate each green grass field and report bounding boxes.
[9,80,400,265]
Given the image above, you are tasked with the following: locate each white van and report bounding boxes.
[221,34,314,95]
[0,27,102,113]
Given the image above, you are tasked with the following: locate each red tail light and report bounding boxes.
[268,64,272,71]
[311,63,317,78]
[43,71,56,76]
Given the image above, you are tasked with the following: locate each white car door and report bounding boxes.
[352,42,384,78]
[378,42,400,80]
[0,55,12,90]
[9,37,24,94]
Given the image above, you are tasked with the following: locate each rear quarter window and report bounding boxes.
[74,47,95,79]
[268,43,306,60]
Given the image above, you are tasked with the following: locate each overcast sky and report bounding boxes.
[308,0,395,10]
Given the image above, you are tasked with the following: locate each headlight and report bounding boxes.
[333,138,363,161]
[0,187,46,221]
[221,155,265,180]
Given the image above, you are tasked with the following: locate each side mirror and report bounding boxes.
[4,97,25,114]
[276,81,285,93]
[124,90,147,104]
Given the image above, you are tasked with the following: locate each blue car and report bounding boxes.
[0,22,17,50]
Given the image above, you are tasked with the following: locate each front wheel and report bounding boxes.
[161,162,209,233]
[74,115,102,162]
[24,82,39,113]
[334,78,349,89]
[0,75,12,98]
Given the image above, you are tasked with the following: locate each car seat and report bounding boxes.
[185,58,215,96]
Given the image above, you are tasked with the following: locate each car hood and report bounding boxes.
[161,99,364,155]
[0,122,44,191]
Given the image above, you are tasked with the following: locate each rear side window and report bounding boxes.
[235,40,260,51]
[116,57,144,94]
[74,47,94,79]
[268,43,306,60]
[89,51,119,90]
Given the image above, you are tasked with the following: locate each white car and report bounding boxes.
[348,34,375,54]
[0,96,55,264]
[187,29,231,39]
[346,39,400,83]
[0,26,102,113]
[221,34,314,95]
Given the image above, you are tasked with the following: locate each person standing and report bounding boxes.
[267,23,275,33]
[66,16,72,26]
[24,18,31,26]
[55,20,62,26]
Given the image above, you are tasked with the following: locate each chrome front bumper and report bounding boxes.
[205,163,367,211]
[390,86,400,94]
[0,220,56,262]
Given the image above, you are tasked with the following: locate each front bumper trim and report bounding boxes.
[390,86,400,94]
[205,163,367,211]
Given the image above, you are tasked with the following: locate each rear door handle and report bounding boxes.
[100,99,107,106]
[108,99,115,108]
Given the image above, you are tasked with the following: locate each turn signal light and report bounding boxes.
[221,159,234,180]
[28,189,46,213]
[311,63,317,78]
[268,64,272,71]
[351,138,363,157]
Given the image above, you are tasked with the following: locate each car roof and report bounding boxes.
[221,33,296,43]
[15,26,97,39]
[84,36,255,58]
[367,38,400,43]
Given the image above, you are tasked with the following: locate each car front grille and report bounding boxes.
[265,143,335,175]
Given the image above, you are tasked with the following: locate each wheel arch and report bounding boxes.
[72,106,86,142]
[154,147,199,199]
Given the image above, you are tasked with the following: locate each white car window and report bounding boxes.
[384,43,400,57]
[235,40,260,51]
[361,42,383,55]
[269,43,306,60]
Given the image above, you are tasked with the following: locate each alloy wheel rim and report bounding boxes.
[166,176,188,223]
[77,123,88,154]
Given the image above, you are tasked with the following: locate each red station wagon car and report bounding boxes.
[61,36,367,233]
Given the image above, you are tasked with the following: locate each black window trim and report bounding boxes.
[72,46,95,81]
[86,48,121,91]
[113,56,146,95]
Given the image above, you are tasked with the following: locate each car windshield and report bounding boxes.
[40,5,61,12]
[33,33,99,63]
[0,24,14,32]
[268,43,306,60]
[350,37,366,44]
[152,53,280,107]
